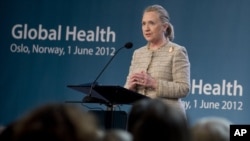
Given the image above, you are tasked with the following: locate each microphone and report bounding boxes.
[83,42,133,102]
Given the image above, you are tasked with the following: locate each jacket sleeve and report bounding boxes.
[157,46,190,98]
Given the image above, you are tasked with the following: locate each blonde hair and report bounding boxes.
[144,4,175,41]
[191,117,232,141]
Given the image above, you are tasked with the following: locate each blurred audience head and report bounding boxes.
[0,125,5,134]
[127,98,153,133]
[128,98,190,141]
[190,116,232,141]
[0,103,103,141]
[102,129,132,141]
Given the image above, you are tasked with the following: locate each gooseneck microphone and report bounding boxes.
[91,42,133,86]
[83,42,133,102]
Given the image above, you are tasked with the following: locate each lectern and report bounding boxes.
[67,83,149,129]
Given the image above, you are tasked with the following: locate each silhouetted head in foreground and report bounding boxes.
[0,103,103,141]
[128,98,190,141]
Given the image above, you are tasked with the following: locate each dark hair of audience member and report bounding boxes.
[127,98,152,133]
[128,98,190,141]
[0,103,103,141]
[0,125,5,134]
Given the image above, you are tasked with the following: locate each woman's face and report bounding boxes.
[142,11,167,43]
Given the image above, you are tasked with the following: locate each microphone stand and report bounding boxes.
[83,42,133,103]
